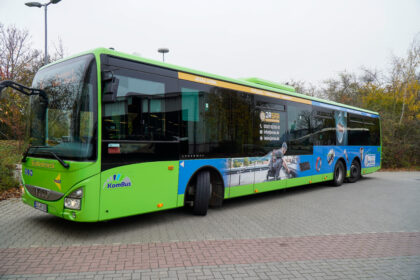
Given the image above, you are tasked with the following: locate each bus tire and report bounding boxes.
[332,161,345,187]
[347,160,361,183]
[193,170,211,216]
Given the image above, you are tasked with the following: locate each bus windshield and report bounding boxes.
[27,54,97,161]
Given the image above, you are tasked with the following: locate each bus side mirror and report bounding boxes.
[102,71,119,103]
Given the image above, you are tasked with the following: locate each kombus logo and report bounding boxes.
[103,174,132,189]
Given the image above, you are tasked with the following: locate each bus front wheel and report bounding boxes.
[332,161,345,187]
[193,170,211,216]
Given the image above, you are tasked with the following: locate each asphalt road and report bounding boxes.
[0,171,419,279]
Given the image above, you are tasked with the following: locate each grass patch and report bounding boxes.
[0,140,25,191]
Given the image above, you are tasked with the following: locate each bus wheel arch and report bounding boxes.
[184,166,225,215]
[347,157,361,183]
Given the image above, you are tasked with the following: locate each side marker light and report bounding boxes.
[157,203,163,208]
[168,166,174,170]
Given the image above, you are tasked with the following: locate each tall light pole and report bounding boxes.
[158,48,169,62]
[25,0,62,65]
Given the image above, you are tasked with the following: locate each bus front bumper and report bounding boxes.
[21,174,101,222]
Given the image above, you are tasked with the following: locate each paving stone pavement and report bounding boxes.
[0,171,419,279]
[2,257,420,280]
[0,232,419,276]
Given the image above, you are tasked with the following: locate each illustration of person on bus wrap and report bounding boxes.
[267,142,292,181]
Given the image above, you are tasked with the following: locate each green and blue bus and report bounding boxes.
[0,48,381,221]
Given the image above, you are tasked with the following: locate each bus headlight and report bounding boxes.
[64,188,83,210]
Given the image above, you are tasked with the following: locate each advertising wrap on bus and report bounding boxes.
[177,145,381,197]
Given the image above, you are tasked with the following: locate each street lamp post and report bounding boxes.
[158,48,169,62]
[25,0,62,65]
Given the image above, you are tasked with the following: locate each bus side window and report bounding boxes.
[230,91,253,156]
[348,114,380,146]
[287,102,313,155]
[348,114,369,145]
[180,81,231,157]
[252,97,287,156]
[312,108,336,146]
[102,70,178,141]
[101,68,180,170]
[369,117,381,146]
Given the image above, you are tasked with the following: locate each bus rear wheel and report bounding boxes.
[347,160,361,183]
[193,170,211,216]
[332,161,345,187]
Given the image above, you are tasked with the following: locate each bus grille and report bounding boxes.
[25,184,64,201]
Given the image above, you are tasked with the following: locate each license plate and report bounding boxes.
[34,201,48,212]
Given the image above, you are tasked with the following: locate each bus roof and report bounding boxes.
[47,47,379,116]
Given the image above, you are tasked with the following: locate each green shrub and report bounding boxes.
[0,162,19,191]
[0,141,24,191]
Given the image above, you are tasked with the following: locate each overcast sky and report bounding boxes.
[1,0,419,86]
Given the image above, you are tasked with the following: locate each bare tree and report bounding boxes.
[0,23,42,141]
[285,79,320,97]
[0,23,40,83]
[360,67,383,86]
[321,71,361,106]
[52,36,67,61]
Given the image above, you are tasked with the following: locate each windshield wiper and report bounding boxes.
[22,146,69,169]
[22,145,52,163]
[48,151,70,169]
